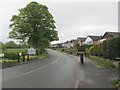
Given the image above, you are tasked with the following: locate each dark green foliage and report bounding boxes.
[4,52,19,60]
[88,37,120,60]
[4,48,27,60]
[107,37,120,60]
[101,40,108,58]
[9,1,59,51]
[4,41,17,49]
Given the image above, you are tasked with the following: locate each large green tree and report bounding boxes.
[9,2,58,50]
[4,41,17,49]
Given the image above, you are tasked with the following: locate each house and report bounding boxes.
[51,43,62,48]
[77,37,86,46]
[70,39,77,48]
[62,41,71,48]
[84,35,102,45]
[100,31,120,42]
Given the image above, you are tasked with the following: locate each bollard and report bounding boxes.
[18,54,20,63]
[22,53,25,62]
[27,54,30,61]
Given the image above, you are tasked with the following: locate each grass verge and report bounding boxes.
[109,79,120,89]
[1,52,48,64]
[89,56,116,69]
[38,52,48,59]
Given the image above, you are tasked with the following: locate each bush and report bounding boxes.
[110,79,120,89]
[61,48,65,52]
[4,48,27,60]
[4,52,19,60]
[88,37,120,60]
[77,44,92,52]
[106,37,120,60]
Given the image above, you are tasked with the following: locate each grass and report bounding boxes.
[1,48,48,64]
[110,79,120,89]
[1,51,48,63]
[4,48,27,53]
[38,52,48,59]
[89,56,116,69]
[0,59,17,63]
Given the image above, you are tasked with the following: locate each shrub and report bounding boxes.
[4,48,27,60]
[110,79,120,89]
[61,48,65,52]
[77,44,92,52]
[4,52,19,60]
[88,37,120,60]
[107,37,120,60]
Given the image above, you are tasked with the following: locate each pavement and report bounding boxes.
[2,49,118,88]
[78,57,118,88]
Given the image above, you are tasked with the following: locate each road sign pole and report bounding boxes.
[22,53,25,62]
[18,54,20,63]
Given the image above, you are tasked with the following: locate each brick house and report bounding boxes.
[100,31,120,42]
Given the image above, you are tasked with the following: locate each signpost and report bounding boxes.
[28,48,36,55]
[27,47,36,61]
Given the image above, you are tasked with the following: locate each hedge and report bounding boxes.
[4,48,27,60]
[87,37,120,60]
[4,52,19,60]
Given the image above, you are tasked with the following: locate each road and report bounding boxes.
[2,49,80,88]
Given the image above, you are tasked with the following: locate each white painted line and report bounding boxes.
[75,75,80,88]
[15,66,46,78]
[51,60,58,64]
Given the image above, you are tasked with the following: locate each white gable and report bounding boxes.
[84,37,93,45]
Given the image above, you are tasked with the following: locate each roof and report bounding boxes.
[101,32,120,39]
[71,39,77,43]
[77,37,86,42]
[88,35,102,41]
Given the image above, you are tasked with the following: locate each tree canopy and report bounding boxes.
[9,1,59,49]
[4,41,17,48]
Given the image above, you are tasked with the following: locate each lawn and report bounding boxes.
[89,56,116,69]
[4,48,27,53]
[1,48,48,64]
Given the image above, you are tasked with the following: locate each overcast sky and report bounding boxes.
[0,0,119,44]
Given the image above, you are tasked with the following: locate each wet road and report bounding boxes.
[2,49,80,88]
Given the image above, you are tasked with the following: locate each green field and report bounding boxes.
[4,48,27,53]
[1,48,48,62]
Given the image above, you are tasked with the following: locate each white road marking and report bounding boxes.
[51,60,58,64]
[75,73,80,88]
[15,66,46,78]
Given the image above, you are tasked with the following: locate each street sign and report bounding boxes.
[28,48,36,55]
